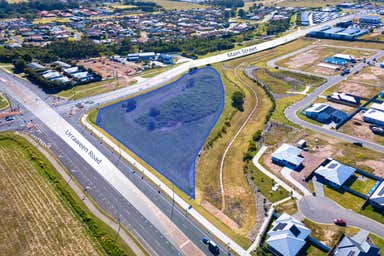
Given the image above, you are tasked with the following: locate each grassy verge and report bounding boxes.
[56,78,131,100]
[275,199,298,215]
[247,162,289,203]
[271,95,304,126]
[0,93,10,110]
[0,132,138,256]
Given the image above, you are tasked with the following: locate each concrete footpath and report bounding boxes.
[17,132,147,256]
[252,145,302,200]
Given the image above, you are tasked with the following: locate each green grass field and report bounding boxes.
[56,78,133,100]
[0,93,9,110]
[0,132,137,256]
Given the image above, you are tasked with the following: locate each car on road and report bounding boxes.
[353,142,363,147]
[202,238,220,255]
[334,218,347,226]
[5,116,15,122]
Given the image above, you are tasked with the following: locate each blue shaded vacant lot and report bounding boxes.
[96,67,225,197]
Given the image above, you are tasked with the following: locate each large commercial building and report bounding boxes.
[359,15,381,25]
[307,26,368,41]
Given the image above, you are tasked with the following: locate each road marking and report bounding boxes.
[0,78,7,83]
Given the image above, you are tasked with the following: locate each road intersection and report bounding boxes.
[1,11,381,256]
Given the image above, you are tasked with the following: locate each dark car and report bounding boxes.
[202,237,209,245]
[334,218,347,226]
[353,142,363,147]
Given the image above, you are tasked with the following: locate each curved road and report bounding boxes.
[284,50,384,153]
[299,196,384,238]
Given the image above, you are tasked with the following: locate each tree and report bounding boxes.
[13,58,26,73]
[231,91,245,112]
[238,9,247,19]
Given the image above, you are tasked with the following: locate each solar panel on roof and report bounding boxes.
[315,105,325,111]
[273,223,287,231]
[290,225,301,237]
[328,163,338,169]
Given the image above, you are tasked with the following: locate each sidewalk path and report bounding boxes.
[252,145,302,200]
[281,167,311,196]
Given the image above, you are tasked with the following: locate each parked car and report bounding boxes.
[334,218,347,226]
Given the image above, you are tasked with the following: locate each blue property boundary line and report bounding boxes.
[96,66,225,199]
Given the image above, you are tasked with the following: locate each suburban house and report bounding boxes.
[327,92,360,107]
[305,103,348,124]
[332,230,380,256]
[266,213,311,256]
[313,158,355,188]
[271,144,304,170]
[369,181,384,210]
[363,108,384,126]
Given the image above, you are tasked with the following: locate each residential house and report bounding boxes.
[369,181,384,210]
[314,158,355,188]
[332,230,380,256]
[271,144,304,170]
[267,213,311,256]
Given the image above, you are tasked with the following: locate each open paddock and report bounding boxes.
[277,45,374,76]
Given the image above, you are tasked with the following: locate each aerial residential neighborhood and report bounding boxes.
[1,0,384,256]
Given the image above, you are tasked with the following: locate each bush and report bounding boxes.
[232,91,245,112]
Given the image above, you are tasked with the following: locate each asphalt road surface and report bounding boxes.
[299,196,384,238]
[0,99,232,256]
[284,50,384,153]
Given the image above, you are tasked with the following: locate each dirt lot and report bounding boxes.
[279,45,374,76]
[325,80,383,99]
[341,112,384,152]
[78,57,142,82]
[0,138,100,255]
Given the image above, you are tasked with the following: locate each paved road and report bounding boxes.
[55,14,356,114]
[0,78,234,256]
[284,50,384,153]
[299,196,384,238]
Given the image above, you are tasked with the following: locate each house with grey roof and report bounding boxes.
[266,213,311,256]
[333,230,380,256]
[313,158,355,188]
[271,144,304,170]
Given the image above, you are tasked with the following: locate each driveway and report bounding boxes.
[299,196,384,238]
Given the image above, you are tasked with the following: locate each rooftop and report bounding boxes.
[314,159,355,186]
[272,144,304,167]
[267,213,311,256]
[370,181,384,206]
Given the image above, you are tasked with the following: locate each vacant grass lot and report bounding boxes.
[249,164,289,203]
[0,135,101,255]
[0,133,138,256]
[57,78,130,100]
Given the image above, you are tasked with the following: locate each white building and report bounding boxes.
[363,109,384,126]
